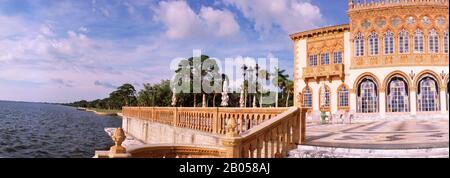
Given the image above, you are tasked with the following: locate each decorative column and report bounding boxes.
[331,84,338,114]
[379,91,386,117]
[350,89,357,113]
[440,87,447,114]
[410,87,417,115]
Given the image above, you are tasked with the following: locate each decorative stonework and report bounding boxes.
[348,2,449,69]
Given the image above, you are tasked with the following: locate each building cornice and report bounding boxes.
[290,24,350,41]
[347,0,449,14]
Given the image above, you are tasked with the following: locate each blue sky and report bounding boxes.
[0,0,348,103]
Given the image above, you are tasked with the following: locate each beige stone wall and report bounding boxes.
[122,117,222,146]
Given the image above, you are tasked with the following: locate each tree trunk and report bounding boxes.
[194,94,197,107]
[260,93,263,108]
[213,93,217,107]
[202,94,206,108]
[286,92,290,107]
[275,90,279,108]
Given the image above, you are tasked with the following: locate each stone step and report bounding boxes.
[287,145,449,158]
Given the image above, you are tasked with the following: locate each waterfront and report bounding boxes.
[0,101,122,158]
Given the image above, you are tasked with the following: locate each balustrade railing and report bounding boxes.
[222,107,306,158]
[122,107,287,135]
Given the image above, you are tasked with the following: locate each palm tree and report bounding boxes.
[273,68,289,107]
[285,80,294,107]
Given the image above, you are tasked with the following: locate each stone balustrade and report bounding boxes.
[302,64,345,81]
[96,107,307,158]
[222,107,307,158]
[122,107,287,135]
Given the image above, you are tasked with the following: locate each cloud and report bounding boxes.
[94,80,117,89]
[0,15,30,38]
[223,0,324,34]
[153,0,240,40]
[51,78,74,87]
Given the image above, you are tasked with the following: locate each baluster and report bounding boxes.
[256,138,262,158]
[264,134,269,158]
[271,129,277,158]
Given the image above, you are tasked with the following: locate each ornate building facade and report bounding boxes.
[291,0,449,119]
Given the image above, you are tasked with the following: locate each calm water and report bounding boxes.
[0,101,122,158]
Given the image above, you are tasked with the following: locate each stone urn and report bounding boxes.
[110,128,127,154]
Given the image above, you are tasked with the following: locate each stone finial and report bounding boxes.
[110,128,127,154]
[239,89,245,108]
[171,88,177,107]
[226,117,239,137]
[221,80,229,107]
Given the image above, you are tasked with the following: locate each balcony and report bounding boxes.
[302,64,345,81]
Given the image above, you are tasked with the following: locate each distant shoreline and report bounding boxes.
[77,107,121,116]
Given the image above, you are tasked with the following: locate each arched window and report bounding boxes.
[428,29,439,53]
[369,31,379,55]
[414,29,424,53]
[357,77,379,113]
[384,30,394,55]
[338,86,349,108]
[399,29,409,54]
[320,85,331,110]
[417,75,440,112]
[355,32,365,57]
[303,87,312,108]
[387,76,409,112]
[444,29,449,54]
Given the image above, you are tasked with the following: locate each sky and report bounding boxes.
[0,0,348,103]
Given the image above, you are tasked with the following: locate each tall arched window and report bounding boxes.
[355,32,365,57]
[384,30,394,55]
[444,29,449,54]
[303,87,312,108]
[387,76,409,112]
[369,31,379,55]
[357,77,379,113]
[428,29,439,53]
[338,85,349,108]
[320,85,330,110]
[399,29,409,54]
[414,29,424,53]
[417,75,440,112]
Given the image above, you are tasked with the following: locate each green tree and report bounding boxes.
[284,80,294,107]
[174,55,221,107]
[117,84,136,106]
[273,67,289,107]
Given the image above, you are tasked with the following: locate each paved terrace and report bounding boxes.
[305,119,449,149]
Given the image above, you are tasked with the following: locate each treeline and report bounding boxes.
[66,55,294,110]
